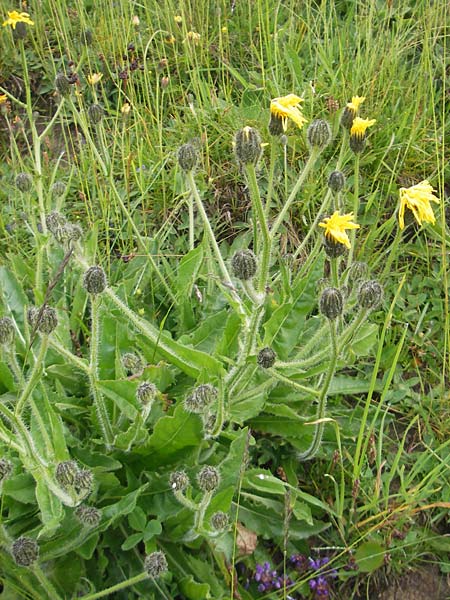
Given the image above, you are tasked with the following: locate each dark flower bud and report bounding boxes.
[144,551,168,578]
[185,384,217,414]
[328,170,346,193]
[121,352,143,374]
[83,266,107,295]
[13,22,28,40]
[197,465,220,492]
[0,458,13,482]
[12,537,39,567]
[55,72,71,97]
[323,237,347,258]
[268,113,284,136]
[358,280,383,310]
[307,119,332,150]
[349,135,366,154]
[81,28,93,46]
[67,223,83,242]
[46,211,67,235]
[257,347,276,369]
[38,306,58,334]
[231,249,257,281]
[74,469,94,495]
[177,143,198,172]
[210,511,229,531]
[340,106,354,130]
[169,470,190,492]
[55,460,79,487]
[50,181,67,197]
[319,287,343,320]
[234,126,263,165]
[348,261,368,285]
[88,103,104,125]
[75,505,101,528]
[15,172,33,193]
[137,381,157,406]
[0,317,15,346]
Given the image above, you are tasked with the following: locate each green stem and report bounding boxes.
[346,154,360,269]
[15,336,49,416]
[194,490,213,531]
[188,193,195,251]
[330,258,339,288]
[267,368,320,397]
[173,490,198,511]
[7,349,24,386]
[78,572,148,600]
[291,189,332,261]
[32,565,62,600]
[48,337,90,374]
[264,138,278,217]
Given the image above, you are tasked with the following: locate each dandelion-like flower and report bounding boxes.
[341,95,365,129]
[186,31,201,43]
[2,10,34,28]
[87,73,103,85]
[398,179,439,230]
[350,117,376,140]
[0,94,7,105]
[319,211,360,249]
[270,94,307,132]
[347,95,365,113]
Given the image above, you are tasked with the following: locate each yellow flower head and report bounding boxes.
[0,94,7,105]
[350,117,376,140]
[319,211,360,249]
[270,94,307,131]
[2,10,34,28]
[398,180,439,230]
[87,73,103,85]
[186,30,201,43]
[346,95,365,114]
[174,15,182,23]
[121,102,131,115]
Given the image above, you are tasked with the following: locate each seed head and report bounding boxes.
[319,287,343,320]
[328,170,346,193]
[0,458,13,482]
[169,470,190,492]
[88,103,104,125]
[358,280,383,310]
[177,143,198,172]
[257,347,276,369]
[144,551,168,578]
[197,465,220,492]
[121,352,143,375]
[231,249,257,281]
[75,505,101,528]
[137,381,157,406]
[185,384,218,414]
[15,172,32,193]
[307,119,332,150]
[0,317,15,346]
[55,460,79,487]
[234,126,263,165]
[210,511,229,531]
[11,537,39,567]
[55,72,71,97]
[83,266,107,295]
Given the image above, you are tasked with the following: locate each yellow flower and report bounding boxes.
[186,30,200,43]
[319,211,360,249]
[121,102,131,115]
[346,95,365,114]
[270,94,307,131]
[0,94,7,104]
[398,180,439,230]
[350,117,376,140]
[2,10,34,28]
[174,15,182,23]
[87,73,103,85]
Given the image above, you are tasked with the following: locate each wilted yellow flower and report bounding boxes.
[0,94,7,104]
[186,31,201,43]
[121,102,131,115]
[319,211,360,249]
[132,15,140,26]
[2,10,34,28]
[174,15,182,23]
[87,73,103,85]
[350,117,376,140]
[398,180,439,230]
[270,94,307,132]
[165,34,176,43]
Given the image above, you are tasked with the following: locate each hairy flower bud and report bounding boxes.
[55,72,71,97]
[197,465,220,492]
[210,511,229,531]
[323,237,347,258]
[50,181,67,197]
[38,306,58,334]
[137,381,157,406]
[0,317,15,346]
[144,551,168,578]
[88,103,104,125]
[231,249,257,281]
[319,287,343,320]
[185,384,217,414]
[358,280,383,310]
[15,172,32,193]
[257,347,276,369]
[74,469,94,495]
[75,505,101,528]
[307,119,332,150]
[12,537,39,567]
[121,352,143,375]
[328,170,346,193]
[83,266,107,295]
[169,470,190,492]
[177,143,198,172]
[268,113,284,136]
[0,458,13,482]
[46,210,67,234]
[348,261,368,285]
[234,126,263,165]
[55,460,79,487]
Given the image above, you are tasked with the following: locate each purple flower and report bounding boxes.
[253,562,294,594]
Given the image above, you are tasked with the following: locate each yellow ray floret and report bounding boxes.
[270,94,307,131]
[319,211,360,249]
[350,117,376,139]
[0,94,7,104]
[87,73,103,85]
[398,180,439,230]
[2,10,34,28]
[346,95,365,113]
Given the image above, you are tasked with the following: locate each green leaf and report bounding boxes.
[347,322,379,357]
[35,479,64,538]
[128,505,147,531]
[355,540,385,573]
[97,380,140,419]
[121,532,143,550]
[176,245,204,294]
[76,533,99,560]
[244,469,286,496]
[2,473,36,504]
[179,576,210,600]
[0,363,15,393]
[215,312,241,358]
[143,520,162,541]
[0,266,28,331]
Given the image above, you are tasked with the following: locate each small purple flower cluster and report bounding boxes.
[254,562,294,593]
[307,557,338,598]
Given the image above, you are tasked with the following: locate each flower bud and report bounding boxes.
[323,237,347,258]
[268,113,284,136]
[121,352,143,375]
[197,465,220,492]
[177,143,198,172]
[358,280,383,310]
[50,181,67,197]
[88,103,104,125]
[234,126,263,165]
[67,223,83,242]
[328,170,346,193]
[307,119,332,150]
[257,347,276,369]
[46,211,67,235]
[319,287,343,320]
[55,72,71,97]
[231,249,257,281]
[185,384,217,414]
[74,469,94,495]
[13,22,28,40]
[38,306,58,334]
[144,551,168,578]
[349,135,366,154]
[0,317,15,346]
[0,458,13,482]
[137,381,157,406]
[15,172,32,193]
[169,470,190,492]
[11,537,39,567]
[340,106,354,130]
[210,511,229,531]
[348,261,368,285]
[83,266,107,295]
[55,460,79,487]
[75,505,101,528]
